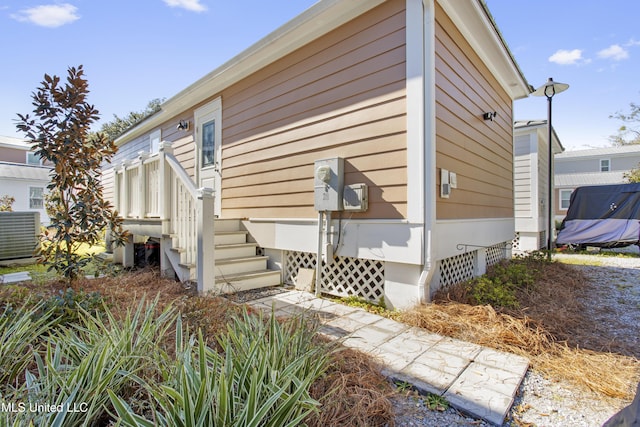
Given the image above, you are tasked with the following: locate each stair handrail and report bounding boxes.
[158,141,215,294]
[113,141,215,294]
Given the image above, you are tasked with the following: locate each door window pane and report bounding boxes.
[202,120,215,167]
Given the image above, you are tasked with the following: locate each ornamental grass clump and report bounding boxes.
[0,302,53,390]
[110,308,332,426]
[18,298,177,427]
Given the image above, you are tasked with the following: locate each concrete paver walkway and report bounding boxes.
[248,290,529,426]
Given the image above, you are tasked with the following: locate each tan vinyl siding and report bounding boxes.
[220,0,407,219]
[434,2,514,220]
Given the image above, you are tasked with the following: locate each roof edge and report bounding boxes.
[116,0,385,145]
[437,0,531,100]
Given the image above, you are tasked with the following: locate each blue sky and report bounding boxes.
[1,0,639,150]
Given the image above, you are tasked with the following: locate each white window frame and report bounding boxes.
[559,189,573,210]
[29,186,44,209]
[150,129,161,154]
[600,158,610,172]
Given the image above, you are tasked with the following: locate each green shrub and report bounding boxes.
[38,288,104,326]
[470,276,520,309]
[466,253,546,309]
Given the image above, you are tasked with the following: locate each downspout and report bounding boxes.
[416,0,437,303]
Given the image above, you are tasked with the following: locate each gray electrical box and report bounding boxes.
[314,157,344,211]
[343,183,368,212]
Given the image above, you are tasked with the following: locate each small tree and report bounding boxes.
[0,195,15,212]
[623,164,640,183]
[609,101,640,146]
[16,65,129,285]
[98,98,164,142]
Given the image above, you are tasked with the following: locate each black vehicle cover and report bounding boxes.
[556,183,640,247]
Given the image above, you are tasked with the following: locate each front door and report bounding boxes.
[194,98,222,216]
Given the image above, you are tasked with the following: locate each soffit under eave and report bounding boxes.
[437,0,531,101]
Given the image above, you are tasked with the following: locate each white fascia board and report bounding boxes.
[116,0,386,146]
[437,0,531,100]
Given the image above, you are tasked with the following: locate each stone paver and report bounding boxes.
[248,290,529,426]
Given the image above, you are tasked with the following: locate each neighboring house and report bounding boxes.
[103,0,530,309]
[0,135,50,224]
[554,145,640,222]
[513,120,564,253]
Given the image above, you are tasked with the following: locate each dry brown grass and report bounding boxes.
[308,348,394,427]
[398,261,640,400]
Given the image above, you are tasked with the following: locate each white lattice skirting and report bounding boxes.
[439,251,476,288]
[486,242,508,268]
[283,251,385,303]
[439,241,510,288]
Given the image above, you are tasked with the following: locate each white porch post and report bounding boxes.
[114,162,124,215]
[158,142,174,235]
[121,159,132,218]
[137,151,150,219]
[196,187,215,294]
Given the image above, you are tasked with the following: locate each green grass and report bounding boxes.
[554,257,605,266]
[0,263,47,276]
[0,241,107,280]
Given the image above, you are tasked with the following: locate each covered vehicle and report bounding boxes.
[556,183,640,248]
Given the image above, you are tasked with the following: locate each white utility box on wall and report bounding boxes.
[343,183,368,212]
[314,157,344,211]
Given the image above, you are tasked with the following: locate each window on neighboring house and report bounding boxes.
[26,151,41,165]
[560,189,573,210]
[150,129,161,154]
[600,159,610,172]
[30,187,44,209]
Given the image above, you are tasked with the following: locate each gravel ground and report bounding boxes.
[392,252,640,427]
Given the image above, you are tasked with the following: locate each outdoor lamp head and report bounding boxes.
[532,77,569,99]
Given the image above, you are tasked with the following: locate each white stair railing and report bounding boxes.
[114,141,214,294]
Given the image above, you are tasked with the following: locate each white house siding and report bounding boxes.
[0,163,51,224]
[514,134,533,219]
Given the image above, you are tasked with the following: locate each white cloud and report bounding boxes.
[597,44,629,61]
[163,0,207,13]
[548,49,585,65]
[11,3,79,28]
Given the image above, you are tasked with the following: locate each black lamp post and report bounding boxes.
[532,77,569,259]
